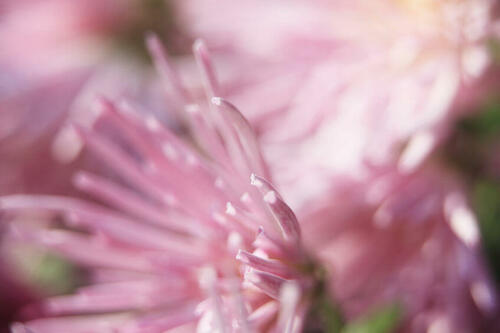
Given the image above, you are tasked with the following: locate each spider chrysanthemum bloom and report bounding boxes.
[304,165,499,332]
[1,36,330,333]
[176,0,500,207]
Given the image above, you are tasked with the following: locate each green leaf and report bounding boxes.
[488,39,500,64]
[341,303,403,333]
[458,99,500,140]
[13,248,81,295]
[473,180,500,283]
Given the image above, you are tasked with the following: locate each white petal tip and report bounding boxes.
[264,191,277,204]
[211,97,223,106]
[225,202,236,216]
[193,39,206,52]
[250,173,261,186]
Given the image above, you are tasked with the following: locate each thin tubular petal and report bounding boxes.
[74,171,213,238]
[248,301,279,329]
[213,98,271,180]
[193,39,220,98]
[1,195,203,257]
[236,249,292,277]
[146,33,191,104]
[277,282,301,333]
[244,268,288,300]
[251,174,301,243]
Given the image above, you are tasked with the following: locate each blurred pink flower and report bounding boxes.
[0,0,134,72]
[0,70,92,195]
[0,66,93,330]
[170,3,500,330]
[0,0,141,195]
[302,165,499,332]
[1,37,325,333]
[0,0,181,195]
[175,0,500,207]
[0,3,186,324]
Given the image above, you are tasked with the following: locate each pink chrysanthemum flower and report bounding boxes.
[1,36,327,333]
[175,0,500,207]
[302,165,499,332]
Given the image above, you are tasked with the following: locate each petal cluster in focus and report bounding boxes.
[2,36,329,333]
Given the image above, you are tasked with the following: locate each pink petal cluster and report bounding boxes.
[2,37,323,333]
[0,0,134,71]
[0,0,180,195]
[0,61,91,328]
[302,165,498,331]
[166,5,500,330]
[0,71,91,195]
[0,0,139,195]
[176,0,499,206]
[0,2,182,325]
[1,1,499,332]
